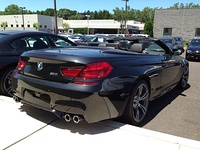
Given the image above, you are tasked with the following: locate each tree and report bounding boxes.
[139,7,154,23]
[143,20,153,37]
[89,10,112,19]
[57,9,78,20]
[170,2,200,8]
[62,22,70,32]
[113,7,126,33]
[4,4,21,15]
[43,8,54,16]
[33,22,41,30]
[1,21,8,30]
[68,14,83,20]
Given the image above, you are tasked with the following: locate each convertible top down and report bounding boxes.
[12,37,189,125]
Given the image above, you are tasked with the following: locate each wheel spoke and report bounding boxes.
[132,83,149,122]
[6,86,12,94]
[3,69,14,96]
[138,103,147,115]
[135,107,140,121]
[140,90,149,101]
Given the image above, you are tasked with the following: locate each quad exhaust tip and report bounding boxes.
[64,114,72,122]
[73,115,83,123]
[64,114,84,123]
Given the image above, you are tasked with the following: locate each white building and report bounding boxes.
[0,14,144,34]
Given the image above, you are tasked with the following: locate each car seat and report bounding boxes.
[33,40,48,49]
[130,43,143,53]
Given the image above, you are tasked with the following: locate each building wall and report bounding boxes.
[0,14,63,32]
[64,20,143,30]
[154,8,200,41]
[0,14,144,34]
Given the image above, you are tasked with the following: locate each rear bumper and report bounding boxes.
[12,74,129,123]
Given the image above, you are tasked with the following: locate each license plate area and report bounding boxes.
[24,90,51,108]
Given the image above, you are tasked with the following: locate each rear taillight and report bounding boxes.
[60,66,84,77]
[60,62,113,79]
[17,59,26,71]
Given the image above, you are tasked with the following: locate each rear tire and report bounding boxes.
[122,80,150,126]
[0,67,15,97]
[177,64,189,89]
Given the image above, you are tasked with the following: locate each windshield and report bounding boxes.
[160,39,172,44]
[190,39,200,46]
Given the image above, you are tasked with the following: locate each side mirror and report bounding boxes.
[173,49,183,55]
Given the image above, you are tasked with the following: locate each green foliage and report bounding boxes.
[33,22,41,30]
[113,7,125,33]
[170,2,200,8]
[89,10,112,19]
[1,21,8,30]
[73,28,87,34]
[4,4,21,15]
[43,8,54,16]
[62,22,70,32]
[68,14,83,20]
[57,9,78,20]
[143,20,153,37]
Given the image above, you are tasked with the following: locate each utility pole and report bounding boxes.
[20,7,25,30]
[122,0,129,35]
[85,14,90,35]
[54,0,58,34]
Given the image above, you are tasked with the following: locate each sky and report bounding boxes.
[0,0,200,13]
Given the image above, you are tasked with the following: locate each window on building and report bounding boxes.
[195,28,200,37]
[11,24,13,27]
[21,24,24,27]
[44,25,47,28]
[16,24,19,27]
[27,25,30,28]
[40,25,42,28]
[163,28,172,36]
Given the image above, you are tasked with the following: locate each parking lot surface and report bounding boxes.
[142,60,200,141]
[0,96,200,150]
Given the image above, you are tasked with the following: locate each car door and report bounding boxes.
[160,53,182,92]
[145,41,182,93]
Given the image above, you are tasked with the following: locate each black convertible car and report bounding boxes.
[12,37,189,125]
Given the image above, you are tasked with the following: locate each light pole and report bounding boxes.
[51,17,54,34]
[20,7,25,30]
[122,0,129,35]
[85,14,90,35]
[54,0,58,34]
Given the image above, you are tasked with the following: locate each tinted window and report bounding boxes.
[190,39,200,46]
[144,41,166,55]
[26,36,49,49]
[10,38,30,51]
[49,35,74,47]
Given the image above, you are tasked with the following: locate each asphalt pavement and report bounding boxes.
[0,95,200,150]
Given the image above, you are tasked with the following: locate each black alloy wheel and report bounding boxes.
[178,64,189,89]
[123,80,150,125]
[0,67,15,97]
